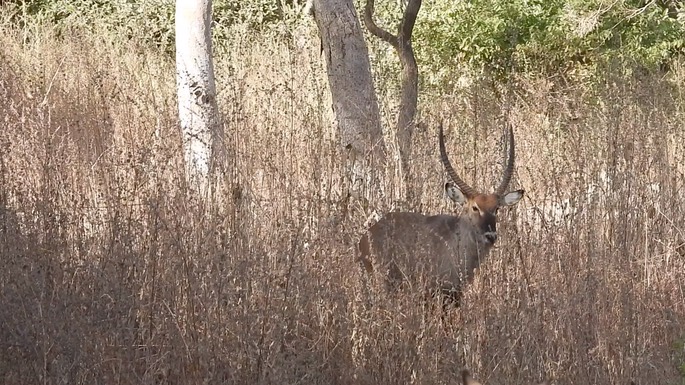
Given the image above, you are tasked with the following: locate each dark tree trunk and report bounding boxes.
[364,0,421,201]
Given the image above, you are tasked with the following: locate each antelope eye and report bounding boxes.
[472,206,479,212]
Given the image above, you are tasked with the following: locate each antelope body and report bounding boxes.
[358,124,524,298]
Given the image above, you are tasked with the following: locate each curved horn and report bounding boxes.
[439,123,477,198]
[495,124,516,196]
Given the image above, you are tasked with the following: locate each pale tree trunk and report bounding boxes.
[311,0,386,200]
[364,0,420,202]
[176,0,222,196]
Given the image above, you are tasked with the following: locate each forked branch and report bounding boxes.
[399,0,421,43]
[363,0,398,47]
[363,0,422,196]
[364,0,421,48]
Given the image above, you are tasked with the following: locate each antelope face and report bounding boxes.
[446,183,524,245]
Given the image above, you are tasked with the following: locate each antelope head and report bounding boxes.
[439,123,524,246]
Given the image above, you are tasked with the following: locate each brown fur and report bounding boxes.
[359,200,497,297]
[358,126,524,300]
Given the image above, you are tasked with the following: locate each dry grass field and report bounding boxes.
[1,12,685,385]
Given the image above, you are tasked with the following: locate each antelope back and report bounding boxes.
[359,211,477,294]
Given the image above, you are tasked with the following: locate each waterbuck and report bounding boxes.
[462,370,548,385]
[358,124,524,300]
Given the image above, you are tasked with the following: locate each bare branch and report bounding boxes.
[399,0,421,41]
[364,0,398,48]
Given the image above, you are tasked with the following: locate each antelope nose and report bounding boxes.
[484,232,497,244]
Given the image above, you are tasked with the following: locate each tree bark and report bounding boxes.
[176,0,223,196]
[311,0,386,168]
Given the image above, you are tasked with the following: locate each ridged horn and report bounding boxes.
[439,123,477,198]
[495,124,516,196]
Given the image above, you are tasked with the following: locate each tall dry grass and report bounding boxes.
[1,15,684,385]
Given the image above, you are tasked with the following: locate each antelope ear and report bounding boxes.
[501,189,524,206]
[445,182,467,204]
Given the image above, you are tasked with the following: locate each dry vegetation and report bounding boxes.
[1,15,685,385]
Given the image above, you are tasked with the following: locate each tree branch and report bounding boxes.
[399,0,421,41]
[363,0,422,201]
[364,0,398,48]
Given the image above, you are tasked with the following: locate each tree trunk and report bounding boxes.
[364,0,421,202]
[312,0,387,188]
[176,0,222,196]
[395,35,419,192]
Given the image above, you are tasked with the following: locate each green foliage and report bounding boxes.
[214,0,281,29]
[413,0,685,86]
[4,0,684,85]
[3,0,175,52]
[212,0,310,51]
[1,0,302,55]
